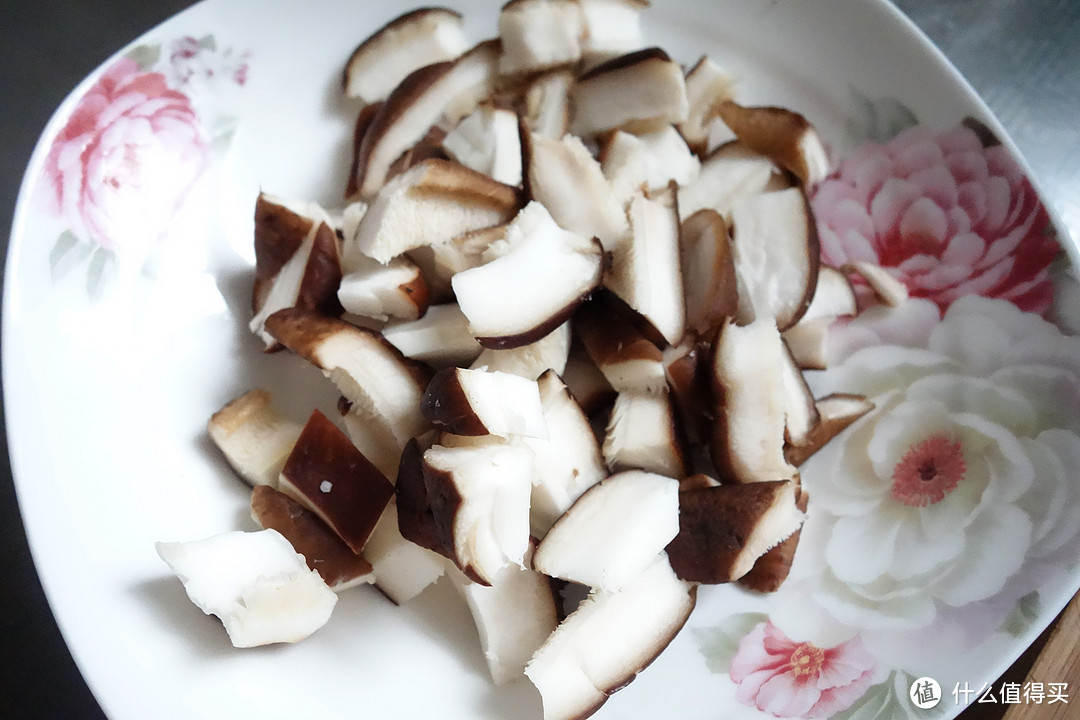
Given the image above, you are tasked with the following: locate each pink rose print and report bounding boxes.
[42,56,208,252]
[730,622,878,719]
[811,122,1058,314]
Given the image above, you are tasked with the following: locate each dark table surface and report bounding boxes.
[1,1,1078,718]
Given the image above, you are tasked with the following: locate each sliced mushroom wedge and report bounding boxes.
[348,158,521,264]
[155,529,337,648]
[738,481,809,593]
[337,397,408,481]
[605,189,686,346]
[250,194,342,350]
[678,56,736,155]
[603,390,686,479]
[342,7,469,104]
[778,340,821,449]
[560,340,617,417]
[729,186,819,331]
[521,370,607,539]
[710,318,798,484]
[662,337,710,447]
[666,479,805,583]
[337,252,430,321]
[471,320,571,379]
[781,266,857,369]
[398,440,535,585]
[447,543,560,685]
[452,202,604,349]
[844,260,909,307]
[251,485,375,591]
[363,498,447,605]
[497,0,584,76]
[382,303,483,368]
[569,47,689,138]
[264,308,432,448]
[522,131,629,251]
[521,70,573,139]
[785,393,874,467]
[442,104,523,186]
[600,125,701,206]
[533,470,680,592]
[578,0,647,67]
[525,554,696,720]
[716,101,831,187]
[421,366,548,439]
[679,208,738,336]
[676,141,780,221]
[278,410,395,554]
[351,39,501,200]
[207,389,303,489]
[575,297,667,395]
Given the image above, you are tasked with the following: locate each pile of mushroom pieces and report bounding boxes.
[197,2,898,718]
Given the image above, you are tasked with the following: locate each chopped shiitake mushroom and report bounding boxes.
[452,202,604,349]
[525,554,696,720]
[605,189,686,346]
[728,186,819,330]
[178,1,886,712]
[250,485,375,591]
[578,0,647,67]
[844,260,910,307]
[421,366,548,438]
[382,303,483,368]
[710,319,799,484]
[441,104,523,186]
[603,390,686,478]
[738,481,809,593]
[666,479,805,584]
[782,266,857,369]
[350,39,500,200]
[347,158,520,264]
[470,321,571,380]
[677,140,780,220]
[716,101,831,186]
[679,56,736,155]
[447,543,560,685]
[342,7,469,104]
[498,0,585,76]
[156,529,337,648]
[250,194,342,350]
[207,389,302,489]
[337,252,430,322]
[533,470,680,592]
[522,132,629,252]
[569,47,689,137]
[264,308,432,448]
[520,370,607,539]
[278,409,395,555]
[397,439,534,586]
[785,393,874,467]
[679,208,738,336]
[575,297,667,395]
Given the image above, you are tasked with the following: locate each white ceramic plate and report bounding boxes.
[6,1,1079,719]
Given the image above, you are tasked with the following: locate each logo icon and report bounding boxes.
[910,677,942,709]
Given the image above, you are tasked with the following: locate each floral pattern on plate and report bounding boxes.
[695,106,1077,719]
[40,35,248,297]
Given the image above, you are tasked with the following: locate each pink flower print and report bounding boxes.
[730,622,878,719]
[41,57,207,252]
[890,433,966,507]
[811,122,1058,314]
[169,36,250,88]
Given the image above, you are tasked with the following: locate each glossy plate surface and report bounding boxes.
[4,1,1078,719]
